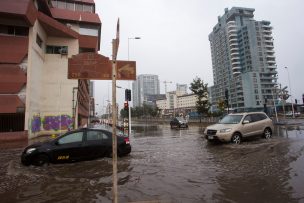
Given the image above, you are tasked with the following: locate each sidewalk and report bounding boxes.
[274,118,304,126]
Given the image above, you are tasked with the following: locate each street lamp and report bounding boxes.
[128,37,141,60]
[127,36,141,136]
[285,67,295,118]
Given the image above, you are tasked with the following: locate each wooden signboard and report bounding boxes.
[68,53,136,80]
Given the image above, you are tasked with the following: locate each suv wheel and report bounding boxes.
[231,133,241,144]
[263,128,272,139]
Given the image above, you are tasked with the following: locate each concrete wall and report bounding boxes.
[25,20,79,139]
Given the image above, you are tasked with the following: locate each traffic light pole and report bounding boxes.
[129,102,131,137]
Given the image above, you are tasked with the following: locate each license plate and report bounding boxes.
[208,135,214,139]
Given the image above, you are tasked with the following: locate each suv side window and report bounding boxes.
[244,115,253,123]
[258,113,267,120]
[58,132,83,144]
[251,113,266,122]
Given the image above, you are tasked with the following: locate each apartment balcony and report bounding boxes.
[233,71,241,76]
[227,21,237,28]
[265,49,275,54]
[232,61,241,66]
[231,56,240,61]
[264,39,273,43]
[230,52,239,57]
[261,24,272,29]
[229,42,238,47]
[262,29,272,34]
[228,33,238,39]
[267,65,276,70]
[267,59,276,64]
[265,44,274,48]
[266,55,276,60]
[230,47,239,52]
[232,66,241,71]
[228,29,237,35]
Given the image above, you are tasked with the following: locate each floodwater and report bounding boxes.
[0,123,304,203]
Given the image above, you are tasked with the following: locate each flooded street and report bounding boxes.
[0,124,304,202]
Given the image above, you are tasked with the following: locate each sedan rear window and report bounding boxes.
[87,130,108,141]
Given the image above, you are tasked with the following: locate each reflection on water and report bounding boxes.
[0,124,304,202]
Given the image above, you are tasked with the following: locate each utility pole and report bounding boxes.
[111,19,119,203]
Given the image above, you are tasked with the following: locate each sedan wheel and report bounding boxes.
[231,133,241,144]
[33,154,49,166]
[264,128,272,139]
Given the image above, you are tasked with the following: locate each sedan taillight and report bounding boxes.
[124,137,130,144]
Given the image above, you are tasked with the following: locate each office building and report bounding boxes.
[209,7,278,112]
[132,74,160,107]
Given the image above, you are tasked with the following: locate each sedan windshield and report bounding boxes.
[219,115,243,124]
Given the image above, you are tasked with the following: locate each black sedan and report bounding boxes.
[21,127,131,166]
[170,117,188,129]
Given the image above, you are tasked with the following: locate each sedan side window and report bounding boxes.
[87,130,105,141]
[58,132,83,144]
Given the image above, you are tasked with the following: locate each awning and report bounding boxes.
[0,0,37,26]
[79,35,98,50]
[0,95,25,113]
[50,8,101,24]
[0,65,26,94]
[38,12,79,39]
[0,36,28,64]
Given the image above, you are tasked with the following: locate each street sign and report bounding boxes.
[68,53,136,80]
[116,60,136,80]
[68,53,111,80]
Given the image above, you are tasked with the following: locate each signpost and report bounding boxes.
[67,18,135,203]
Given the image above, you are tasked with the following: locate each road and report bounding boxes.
[0,124,304,202]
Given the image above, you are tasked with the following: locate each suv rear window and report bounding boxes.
[251,113,267,122]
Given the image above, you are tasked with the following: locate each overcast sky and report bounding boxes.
[93,0,304,112]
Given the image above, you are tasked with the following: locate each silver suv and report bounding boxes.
[204,112,274,144]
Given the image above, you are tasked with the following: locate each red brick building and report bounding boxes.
[0,0,101,140]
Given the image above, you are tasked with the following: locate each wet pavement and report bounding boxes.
[0,124,304,203]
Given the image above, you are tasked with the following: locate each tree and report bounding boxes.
[190,77,210,121]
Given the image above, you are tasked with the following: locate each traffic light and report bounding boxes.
[125,89,131,101]
[124,102,128,110]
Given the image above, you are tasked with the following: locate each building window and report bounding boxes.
[0,25,28,36]
[36,34,43,48]
[46,45,68,54]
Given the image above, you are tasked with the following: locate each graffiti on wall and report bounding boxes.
[31,115,73,132]
[31,115,41,133]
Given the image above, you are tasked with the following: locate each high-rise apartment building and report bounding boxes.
[132,74,160,107]
[209,7,277,112]
[0,0,101,139]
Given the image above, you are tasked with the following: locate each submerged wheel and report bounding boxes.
[231,133,241,144]
[33,154,49,166]
[263,128,272,139]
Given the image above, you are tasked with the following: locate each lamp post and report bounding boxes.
[285,67,295,118]
[127,37,141,136]
[271,87,278,122]
[128,37,141,60]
